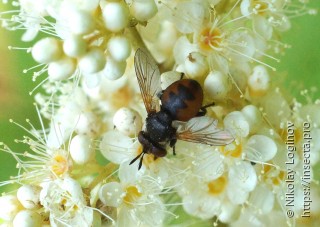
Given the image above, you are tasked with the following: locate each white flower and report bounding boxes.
[159,0,206,34]
[189,20,258,70]
[0,116,72,186]
[46,88,102,148]
[239,0,308,39]
[99,163,165,226]
[11,0,61,41]
[176,144,257,221]
[178,159,257,220]
[40,177,94,226]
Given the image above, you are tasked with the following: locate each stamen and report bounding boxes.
[29,77,49,96]
[218,0,242,26]
[225,45,276,71]
[22,63,46,74]
[8,45,31,52]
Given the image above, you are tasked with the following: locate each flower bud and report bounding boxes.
[248,65,270,97]
[17,185,41,209]
[113,107,142,137]
[79,47,106,74]
[32,38,62,64]
[102,2,129,32]
[0,195,23,221]
[204,71,231,100]
[48,56,76,81]
[75,112,100,136]
[70,134,93,165]
[160,71,181,90]
[254,16,272,40]
[66,9,95,35]
[245,135,277,162]
[184,52,208,80]
[13,210,42,227]
[102,57,126,80]
[241,105,262,133]
[100,130,135,164]
[99,182,124,207]
[107,36,131,62]
[69,0,100,12]
[224,111,250,137]
[129,0,158,22]
[63,35,87,57]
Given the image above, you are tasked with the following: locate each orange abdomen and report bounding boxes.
[161,79,203,121]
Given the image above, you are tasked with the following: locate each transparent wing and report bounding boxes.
[134,48,161,113]
[173,116,235,146]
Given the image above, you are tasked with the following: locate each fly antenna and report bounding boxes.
[138,153,145,170]
[129,151,144,166]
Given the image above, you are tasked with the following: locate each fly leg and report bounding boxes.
[197,102,215,116]
[169,138,177,155]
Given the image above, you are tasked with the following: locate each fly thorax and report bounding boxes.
[146,111,173,143]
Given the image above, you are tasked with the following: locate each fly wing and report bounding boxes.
[134,48,161,113]
[173,116,235,146]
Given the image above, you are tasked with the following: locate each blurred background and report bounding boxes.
[0,2,319,194]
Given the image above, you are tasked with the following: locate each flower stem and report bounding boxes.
[125,26,148,51]
[88,162,118,190]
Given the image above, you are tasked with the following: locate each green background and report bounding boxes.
[0,3,320,193]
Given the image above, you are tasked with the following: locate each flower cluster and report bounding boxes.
[0,0,319,226]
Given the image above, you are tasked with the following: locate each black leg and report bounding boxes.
[196,102,215,116]
[180,73,185,80]
[169,139,177,155]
